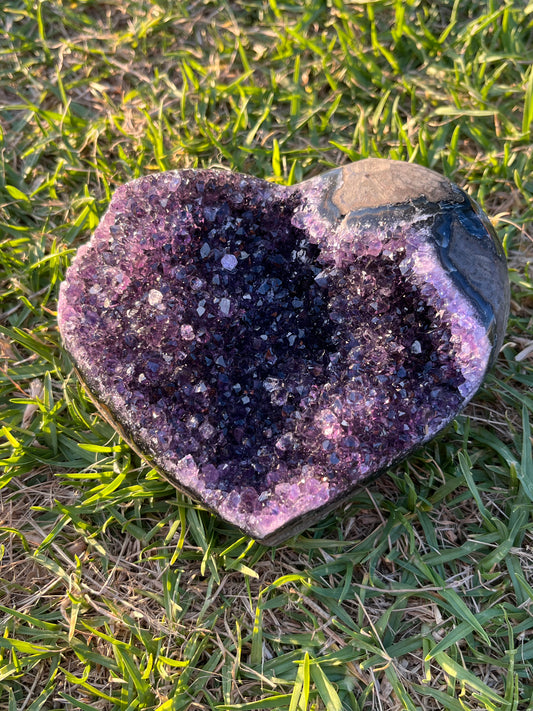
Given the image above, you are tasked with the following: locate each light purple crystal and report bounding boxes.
[58,160,509,543]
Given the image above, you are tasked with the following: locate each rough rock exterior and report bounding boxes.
[58,159,509,544]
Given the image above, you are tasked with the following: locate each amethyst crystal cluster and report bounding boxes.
[58,159,509,543]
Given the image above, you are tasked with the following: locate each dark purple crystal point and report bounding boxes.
[58,159,509,543]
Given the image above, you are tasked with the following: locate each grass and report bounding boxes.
[1,0,533,708]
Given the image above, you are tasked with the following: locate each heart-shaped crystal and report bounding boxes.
[58,159,509,543]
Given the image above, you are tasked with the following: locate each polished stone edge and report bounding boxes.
[293,159,509,368]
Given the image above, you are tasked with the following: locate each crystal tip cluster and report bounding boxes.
[58,159,509,544]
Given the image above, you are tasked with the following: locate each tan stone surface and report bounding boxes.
[331,158,457,214]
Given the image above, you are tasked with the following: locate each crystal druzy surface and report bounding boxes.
[58,159,509,543]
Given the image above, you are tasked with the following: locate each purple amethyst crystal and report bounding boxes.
[58,159,509,544]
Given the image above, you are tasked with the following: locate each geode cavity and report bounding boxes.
[58,159,509,544]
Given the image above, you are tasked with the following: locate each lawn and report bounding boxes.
[1,0,533,709]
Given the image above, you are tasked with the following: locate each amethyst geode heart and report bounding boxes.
[58,159,509,544]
